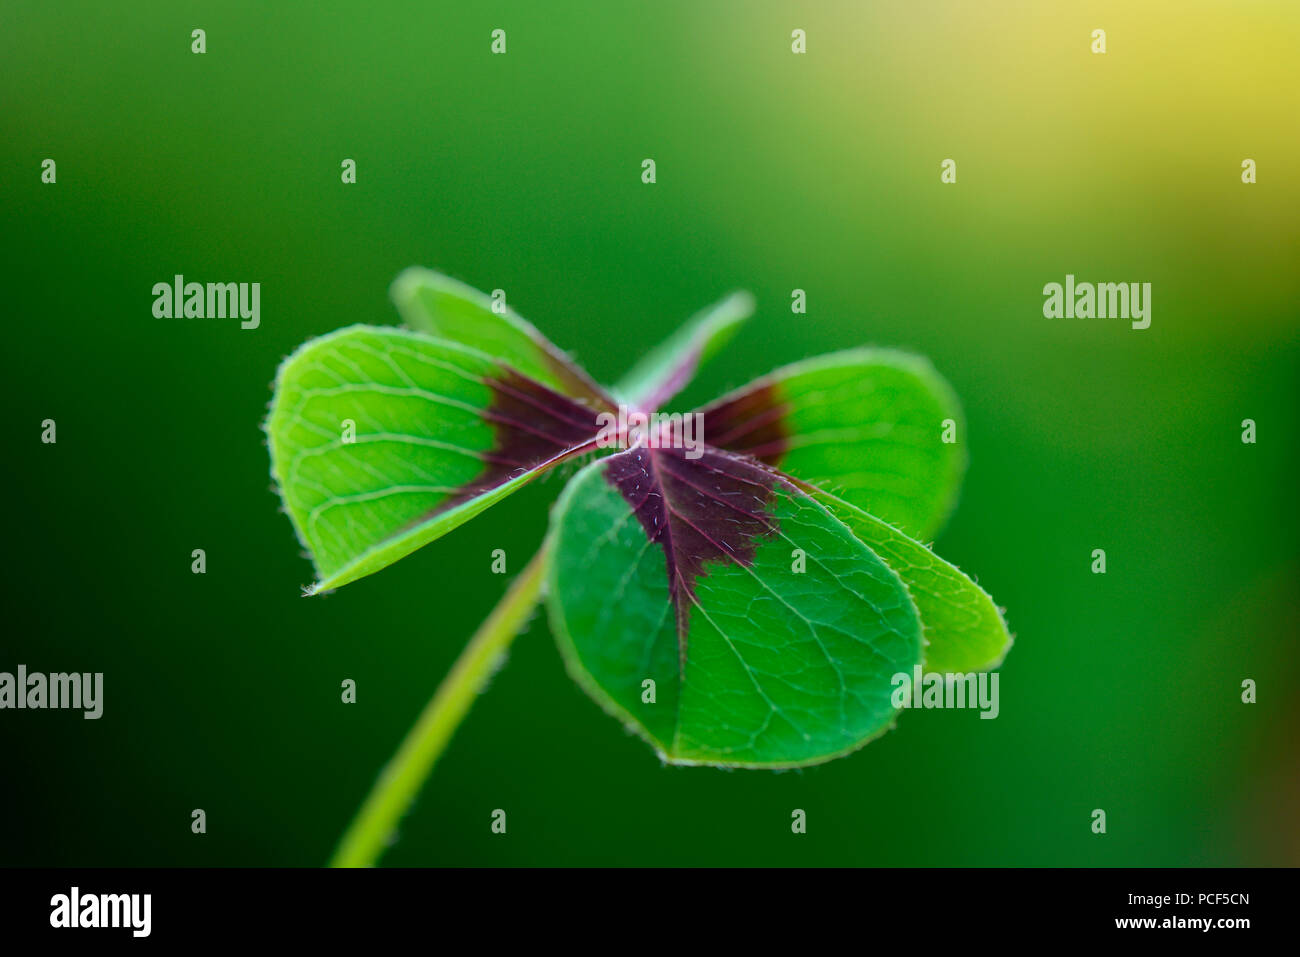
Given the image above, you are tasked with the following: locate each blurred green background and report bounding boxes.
[4,0,1297,866]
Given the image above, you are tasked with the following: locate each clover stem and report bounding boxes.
[330,542,550,867]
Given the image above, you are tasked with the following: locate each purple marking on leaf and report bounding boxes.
[409,368,610,527]
[603,444,784,668]
[698,382,792,464]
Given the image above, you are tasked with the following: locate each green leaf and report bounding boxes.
[699,349,966,541]
[266,324,607,594]
[545,445,923,768]
[614,291,755,410]
[813,491,1012,673]
[390,267,611,404]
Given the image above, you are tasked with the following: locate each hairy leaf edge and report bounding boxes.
[812,489,1014,674]
[391,267,614,405]
[543,452,926,770]
[696,347,970,541]
[265,324,604,595]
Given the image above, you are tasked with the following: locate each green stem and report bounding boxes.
[330,544,550,868]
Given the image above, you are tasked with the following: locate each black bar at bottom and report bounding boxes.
[0,867,1282,943]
